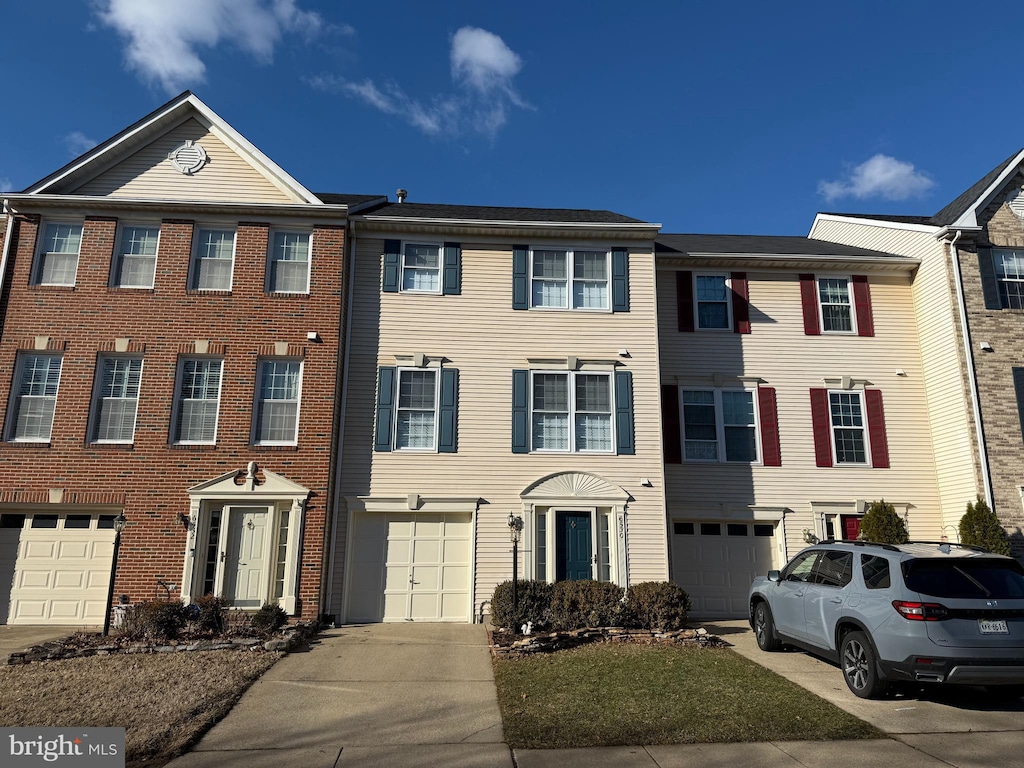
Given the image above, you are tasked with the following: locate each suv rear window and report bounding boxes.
[902,559,1024,599]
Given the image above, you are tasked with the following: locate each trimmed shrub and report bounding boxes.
[490,579,553,632]
[625,582,691,631]
[250,603,289,636]
[859,499,908,544]
[119,600,189,641]
[959,496,1011,555]
[188,595,229,634]
[550,580,625,630]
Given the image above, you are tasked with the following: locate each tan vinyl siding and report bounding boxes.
[659,268,942,559]
[73,118,295,203]
[810,219,979,529]
[333,238,668,618]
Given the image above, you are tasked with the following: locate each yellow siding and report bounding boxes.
[810,219,978,529]
[73,118,295,203]
[332,238,668,618]
[658,267,943,561]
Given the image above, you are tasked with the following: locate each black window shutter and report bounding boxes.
[661,385,682,464]
[1014,368,1024,443]
[614,370,635,455]
[374,367,397,451]
[612,248,629,312]
[438,368,459,452]
[443,242,461,295]
[382,240,401,292]
[512,369,529,452]
[978,247,1002,309]
[512,245,529,310]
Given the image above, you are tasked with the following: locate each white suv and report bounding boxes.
[748,540,1024,699]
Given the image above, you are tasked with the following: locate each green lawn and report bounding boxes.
[493,643,882,748]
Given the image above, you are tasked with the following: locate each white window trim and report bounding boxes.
[171,357,224,445]
[827,389,871,466]
[392,366,440,452]
[266,229,312,294]
[679,386,760,464]
[530,369,615,454]
[252,358,303,446]
[89,355,144,444]
[189,226,237,292]
[994,249,1024,309]
[529,506,621,585]
[34,220,83,287]
[528,246,612,312]
[400,241,444,295]
[6,353,63,443]
[694,272,733,330]
[111,222,160,289]
[816,273,858,335]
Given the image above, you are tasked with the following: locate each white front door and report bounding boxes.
[222,507,270,609]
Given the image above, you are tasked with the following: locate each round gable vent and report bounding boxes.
[1006,185,1024,220]
[167,140,208,175]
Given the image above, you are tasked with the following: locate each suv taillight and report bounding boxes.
[892,600,948,621]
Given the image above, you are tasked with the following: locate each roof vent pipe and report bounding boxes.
[396,188,407,203]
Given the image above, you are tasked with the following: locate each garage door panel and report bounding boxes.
[23,540,56,559]
[384,565,408,591]
[441,565,469,590]
[414,518,443,537]
[11,600,47,620]
[385,539,411,565]
[58,541,90,559]
[54,571,85,589]
[18,570,51,589]
[445,519,471,537]
[387,519,413,538]
[413,539,440,564]
[412,565,439,590]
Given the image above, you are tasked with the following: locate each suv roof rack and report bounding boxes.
[904,540,991,553]
[819,539,901,552]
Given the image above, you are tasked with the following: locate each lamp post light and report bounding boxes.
[507,512,524,611]
[102,513,128,637]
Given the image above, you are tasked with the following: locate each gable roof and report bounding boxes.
[25,91,323,205]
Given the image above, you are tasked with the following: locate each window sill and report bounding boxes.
[3,441,52,448]
[88,443,135,450]
[29,284,76,292]
[529,306,612,313]
[108,286,156,293]
[264,291,310,298]
[169,443,218,450]
[251,444,299,451]
[185,289,233,296]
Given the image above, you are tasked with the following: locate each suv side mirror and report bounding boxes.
[767,570,781,582]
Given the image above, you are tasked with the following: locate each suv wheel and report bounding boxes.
[753,602,781,651]
[840,630,890,699]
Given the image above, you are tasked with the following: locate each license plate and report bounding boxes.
[979,619,1009,634]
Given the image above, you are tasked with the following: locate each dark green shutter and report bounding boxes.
[438,368,459,452]
[1014,368,1024,443]
[512,245,529,310]
[614,370,635,455]
[612,248,629,312]
[512,369,529,453]
[382,240,401,292]
[374,367,397,451]
[978,247,1001,309]
[443,242,461,295]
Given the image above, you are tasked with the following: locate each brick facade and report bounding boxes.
[0,212,346,618]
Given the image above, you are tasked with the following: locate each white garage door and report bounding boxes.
[1,513,116,625]
[346,512,472,623]
[671,520,776,619]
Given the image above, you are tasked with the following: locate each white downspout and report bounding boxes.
[947,229,995,511]
[1,200,15,306]
[323,219,357,620]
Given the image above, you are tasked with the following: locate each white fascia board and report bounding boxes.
[4,194,348,221]
[810,212,941,235]
[950,149,1024,229]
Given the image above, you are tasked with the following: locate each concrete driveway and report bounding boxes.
[0,625,86,662]
[166,623,512,768]
[709,619,1024,766]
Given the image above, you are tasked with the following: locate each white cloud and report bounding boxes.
[95,0,323,94]
[64,131,98,157]
[819,154,935,203]
[0,178,12,194]
[311,26,529,138]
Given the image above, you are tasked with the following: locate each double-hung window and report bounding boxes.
[268,231,311,293]
[7,354,62,442]
[402,244,442,292]
[681,388,758,462]
[531,248,609,310]
[174,358,222,444]
[92,357,143,443]
[829,391,867,464]
[817,277,854,333]
[113,225,159,288]
[35,222,82,286]
[694,274,731,329]
[254,360,301,445]
[395,369,438,449]
[531,371,613,452]
[995,249,1024,309]
[190,228,235,291]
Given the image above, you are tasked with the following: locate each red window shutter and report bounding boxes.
[731,272,751,334]
[757,386,781,466]
[864,389,889,468]
[799,274,820,336]
[662,385,682,464]
[809,388,832,467]
[676,271,694,332]
[852,275,874,337]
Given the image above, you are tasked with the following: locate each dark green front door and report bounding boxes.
[556,512,592,581]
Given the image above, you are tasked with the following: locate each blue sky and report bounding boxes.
[2,1,1023,234]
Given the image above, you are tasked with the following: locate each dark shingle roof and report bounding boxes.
[931,148,1022,225]
[819,212,935,226]
[656,233,900,260]
[314,193,388,206]
[354,200,647,224]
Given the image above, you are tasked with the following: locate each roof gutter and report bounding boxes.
[357,215,660,232]
[3,194,349,221]
[944,228,995,512]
